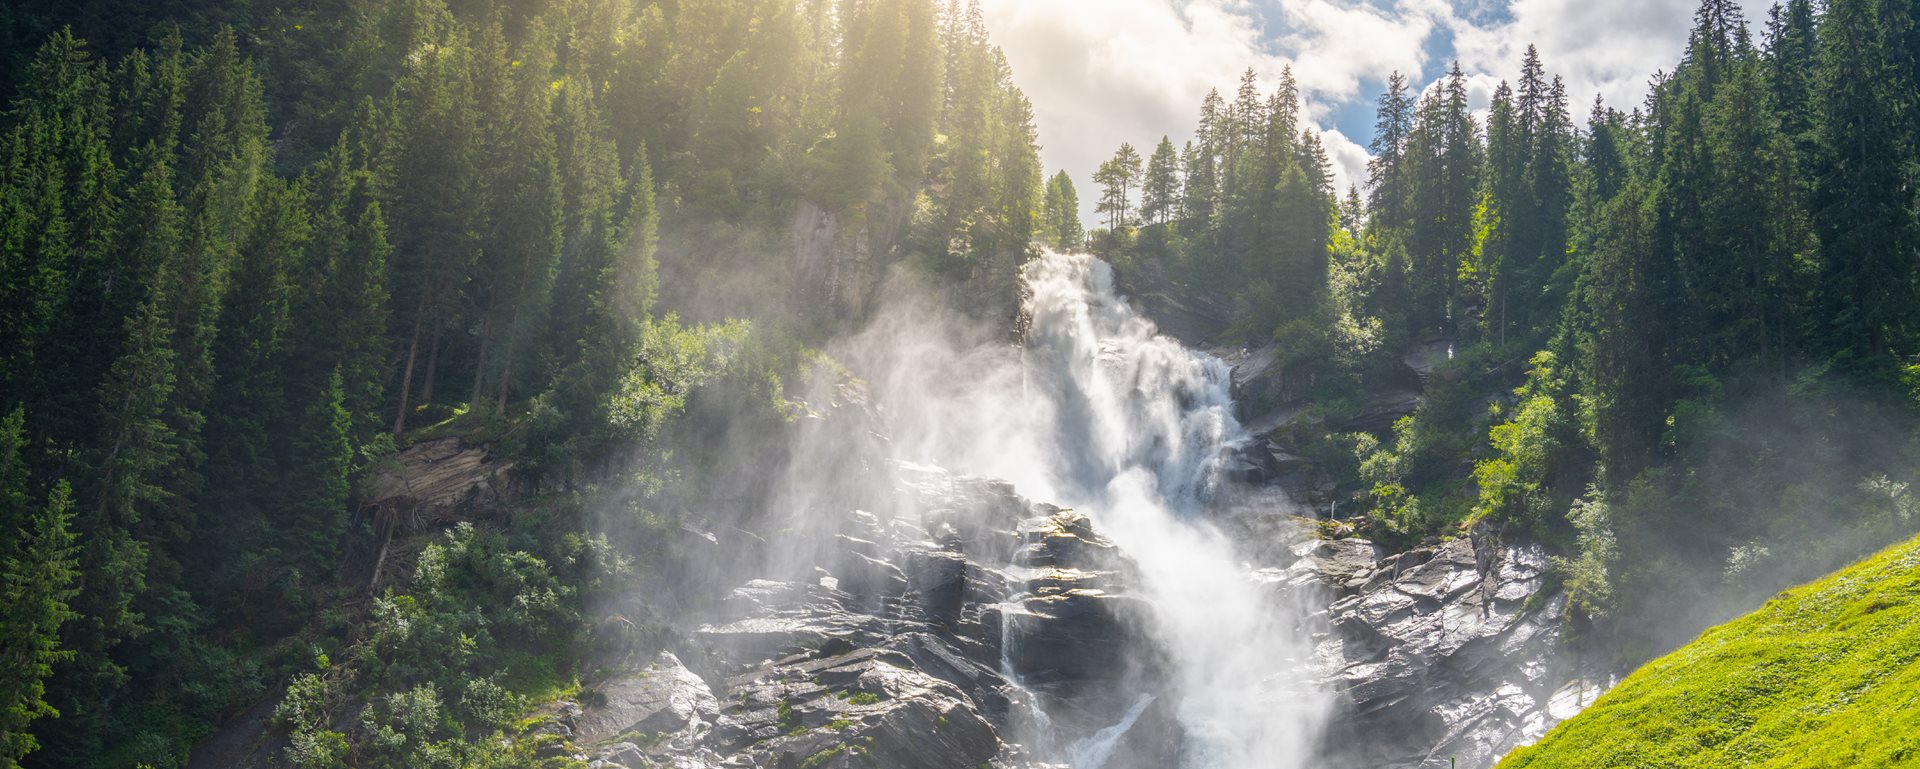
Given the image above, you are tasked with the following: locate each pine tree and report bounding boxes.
[1526,75,1573,323]
[1140,136,1181,227]
[1585,98,1627,204]
[1094,143,1143,232]
[1,30,121,448]
[1480,82,1526,345]
[1041,171,1083,251]
[195,176,309,599]
[1765,0,1821,163]
[381,14,479,436]
[1812,0,1918,362]
[1182,89,1225,228]
[470,17,561,414]
[0,408,79,767]
[1367,70,1414,232]
[995,82,1044,252]
[1269,161,1332,319]
[548,75,628,381]
[284,369,352,574]
[298,131,392,446]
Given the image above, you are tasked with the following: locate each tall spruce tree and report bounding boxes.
[1812,0,1918,363]
[1140,136,1181,227]
[1041,170,1083,250]
[0,408,79,768]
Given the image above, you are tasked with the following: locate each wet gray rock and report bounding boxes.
[1111,257,1234,346]
[999,510,1155,697]
[581,458,1599,769]
[574,651,721,747]
[713,647,1000,769]
[907,549,969,625]
[1299,534,1609,769]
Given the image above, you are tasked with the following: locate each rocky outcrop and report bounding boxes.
[1286,534,1610,769]
[713,647,1000,769]
[573,652,721,748]
[554,455,1597,769]
[1000,511,1155,697]
[556,467,1179,769]
[1110,256,1234,346]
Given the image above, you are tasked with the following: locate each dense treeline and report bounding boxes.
[1086,68,1338,343]
[1098,0,1920,655]
[0,0,1041,765]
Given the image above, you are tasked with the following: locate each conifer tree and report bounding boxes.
[299,130,392,446]
[1140,136,1181,227]
[1,30,121,446]
[1041,171,1083,251]
[1181,90,1225,228]
[0,408,79,768]
[1094,143,1143,232]
[1368,70,1414,232]
[381,13,479,435]
[470,17,561,413]
[1812,0,1918,362]
[284,369,352,574]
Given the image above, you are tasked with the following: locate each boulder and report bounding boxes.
[1304,535,1610,769]
[573,652,721,747]
[906,549,969,625]
[713,648,1000,769]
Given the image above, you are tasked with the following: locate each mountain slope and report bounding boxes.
[1499,533,1920,769]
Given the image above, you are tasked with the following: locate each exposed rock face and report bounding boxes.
[560,468,1175,769]
[1110,256,1234,347]
[1001,511,1154,697]
[573,652,720,748]
[713,647,1000,769]
[1292,534,1610,769]
[559,461,1595,769]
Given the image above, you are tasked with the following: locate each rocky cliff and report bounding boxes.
[526,462,1602,769]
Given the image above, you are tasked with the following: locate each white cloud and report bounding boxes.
[1448,0,1777,116]
[1320,128,1374,197]
[975,0,1278,220]
[978,0,1438,216]
[979,0,1776,221]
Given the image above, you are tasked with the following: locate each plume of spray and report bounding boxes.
[774,249,1330,768]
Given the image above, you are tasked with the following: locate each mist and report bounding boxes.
[701,250,1334,767]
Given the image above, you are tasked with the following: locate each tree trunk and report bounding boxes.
[469,311,491,414]
[421,330,442,405]
[393,314,423,437]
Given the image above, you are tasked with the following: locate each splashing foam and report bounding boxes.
[832,250,1328,768]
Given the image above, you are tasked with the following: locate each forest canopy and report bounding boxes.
[2,0,1919,766]
[0,0,1042,765]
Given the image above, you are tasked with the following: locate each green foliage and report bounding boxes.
[0,409,80,766]
[607,317,751,439]
[1472,350,1584,531]
[268,522,600,767]
[1501,533,1920,768]
[0,1,1043,763]
[1555,488,1616,618]
[1039,171,1082,251]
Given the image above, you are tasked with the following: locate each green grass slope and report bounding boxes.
[1500,534,1920,769]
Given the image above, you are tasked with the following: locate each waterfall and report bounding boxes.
[849,250,1329,768]
[1014,252,1327,769]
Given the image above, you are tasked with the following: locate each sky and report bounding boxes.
[976,0,1778,223]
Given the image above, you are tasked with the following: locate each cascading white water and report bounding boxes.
[852,250,1329,768]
